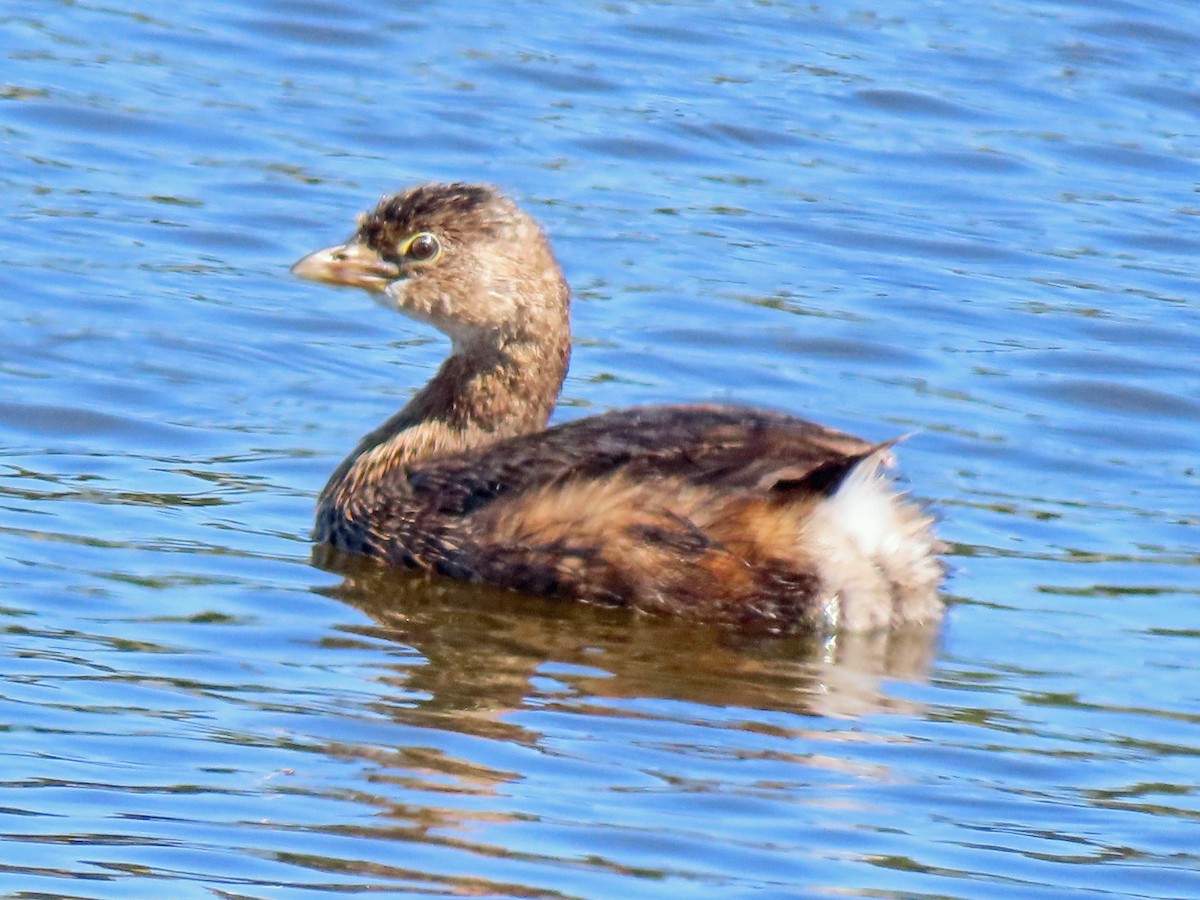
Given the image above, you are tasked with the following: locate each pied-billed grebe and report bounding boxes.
[292,183,943,632]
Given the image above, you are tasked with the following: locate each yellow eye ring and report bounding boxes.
[400,231,441,264]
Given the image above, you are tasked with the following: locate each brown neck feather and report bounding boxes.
[320,328,570,506]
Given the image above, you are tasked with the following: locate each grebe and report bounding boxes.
[292,183,942,632]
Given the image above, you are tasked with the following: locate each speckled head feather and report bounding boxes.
[357,183,518,262]
[339,182,572,349]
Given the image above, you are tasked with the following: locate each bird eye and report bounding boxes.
[403,232,441,264]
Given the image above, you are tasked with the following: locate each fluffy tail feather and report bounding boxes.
[802,442,943,631]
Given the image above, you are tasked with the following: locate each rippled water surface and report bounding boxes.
[2,0,1199,896]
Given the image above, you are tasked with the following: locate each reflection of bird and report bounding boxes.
[292,183,943,632]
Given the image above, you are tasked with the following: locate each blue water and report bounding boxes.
[2,0,1198,896]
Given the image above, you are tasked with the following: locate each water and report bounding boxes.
[2,0,1198,896]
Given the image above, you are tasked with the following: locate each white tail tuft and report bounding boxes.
[803,447,942,631]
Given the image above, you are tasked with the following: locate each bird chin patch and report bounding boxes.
[374,278,410,312]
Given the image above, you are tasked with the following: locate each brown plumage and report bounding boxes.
[292,183,943,633]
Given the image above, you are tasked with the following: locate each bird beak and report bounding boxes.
[291,242,401,292]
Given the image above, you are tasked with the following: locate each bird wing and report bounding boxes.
[398,404,879,515]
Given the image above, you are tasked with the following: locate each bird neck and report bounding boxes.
[320,327,571,506]
[401,332,571,439]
